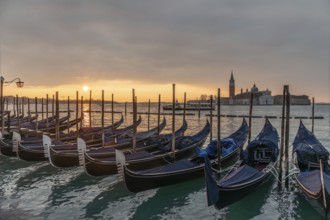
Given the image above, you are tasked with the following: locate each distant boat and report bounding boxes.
[292,120,330,219]
[163,100,215,111]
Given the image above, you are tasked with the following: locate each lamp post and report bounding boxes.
[1,76,24,134]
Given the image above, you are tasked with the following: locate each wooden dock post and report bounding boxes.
[278,85,287,188]
[312,97,315,133]
[217,89,222,170]
[171,84,176,161]
[209,95,213,143]
[285,86,291,189]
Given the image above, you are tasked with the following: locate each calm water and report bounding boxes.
[0,103,329,220]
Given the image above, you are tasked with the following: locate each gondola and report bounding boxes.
[292,120,330,219]
[121,118,248,193]
[84,120,209,177]
[15,114,127,161]
[0,114,80,157]
[81,119,189,176]
[0,114,124,158]
[204,118,279,209]
[47,117,167,167]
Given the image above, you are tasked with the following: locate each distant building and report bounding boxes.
[273,95,311,105]
[222,72,310,105]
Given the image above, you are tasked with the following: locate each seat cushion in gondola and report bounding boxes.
[297,170,321,194]
[219,165,263,187]
[138,159,195,174]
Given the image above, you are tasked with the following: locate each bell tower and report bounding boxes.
[229,71,235,98]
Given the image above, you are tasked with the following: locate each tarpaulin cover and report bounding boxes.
[293,121,329,166]
[219,165,263,187]
[139,159,195,174]
[297,170,321,194]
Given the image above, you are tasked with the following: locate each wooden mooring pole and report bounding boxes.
[16,95,20,129]
[101,90,105,147]
[55,92,59,140]
[46,94,49,131]
[312,97,315,133]
[157,94,161,135]
[35,97,38,132]
[111,93,114,127]
[171,84,176,161]
[41,98,44,121]
[278,85,287,188]
[89,90,92,127]
[125,102,127,117]
[198,100,201,118]
[80,96,84,130]
[285,86,290,189]
[67,96,70,133]
[217,89,222,171]
[75,91,79,131]
[248,92,254,144]
[183,92,186,125]
[147,99,150,130]
[21,97,24,118]
[209,95,213,143]
[52,95,55,118]
[132,89,137,151]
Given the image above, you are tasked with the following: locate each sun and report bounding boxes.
[83,85,89,91]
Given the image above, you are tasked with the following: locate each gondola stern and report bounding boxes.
[203,157,220,206]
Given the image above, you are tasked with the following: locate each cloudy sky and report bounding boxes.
[1,0,329,102]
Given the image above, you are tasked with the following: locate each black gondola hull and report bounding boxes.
[17,143,47,161]
[214,172,272,209]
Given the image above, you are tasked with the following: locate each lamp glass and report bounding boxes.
[16,81,24,88]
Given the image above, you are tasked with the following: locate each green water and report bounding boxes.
[0,104,329,219]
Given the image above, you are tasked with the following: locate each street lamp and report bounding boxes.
[1,76,24,134]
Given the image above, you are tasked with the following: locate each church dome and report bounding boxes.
[251,83,259,93]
